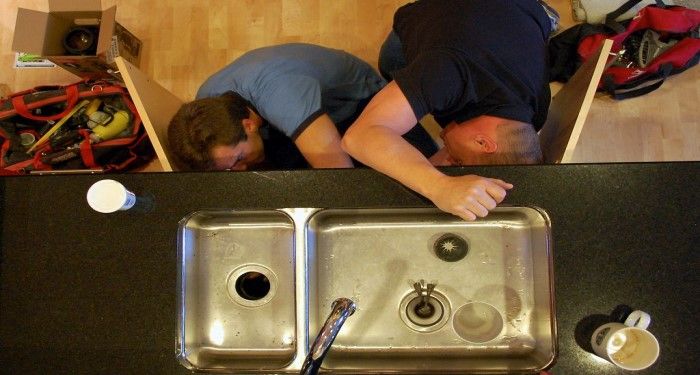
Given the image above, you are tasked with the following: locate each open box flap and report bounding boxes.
[49,0,103,12]
[12,9,50,55]
[95,6,116,54]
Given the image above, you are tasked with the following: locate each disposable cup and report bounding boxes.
[86,179,137,213]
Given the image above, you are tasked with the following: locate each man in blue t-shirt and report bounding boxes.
[168,43,436,170]
[342,0,552,221]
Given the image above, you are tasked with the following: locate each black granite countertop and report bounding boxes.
[1,163,698,375]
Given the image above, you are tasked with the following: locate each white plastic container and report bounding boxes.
[86,179,137,213]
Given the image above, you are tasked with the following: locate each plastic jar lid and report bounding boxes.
[86,179,135,213]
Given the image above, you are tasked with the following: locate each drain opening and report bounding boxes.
[406,296,444,327]
[227,264,278,307]
[400,290,451,333]
[235,271,270,300]
[414,300,436,319]
[433,233,468,262]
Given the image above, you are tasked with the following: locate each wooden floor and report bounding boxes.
[1,0,698,162]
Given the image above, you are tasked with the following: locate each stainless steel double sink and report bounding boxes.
[176,207,556,374]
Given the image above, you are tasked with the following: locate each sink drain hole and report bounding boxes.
[400,289,451,332]
[414,301,436,319]
[433,233,468,262]
[407,296,443,326]
[227,264,278,307]
[235,272,270,300]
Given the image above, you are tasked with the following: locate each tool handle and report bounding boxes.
[28,100,90,153]
[11,85,80,121]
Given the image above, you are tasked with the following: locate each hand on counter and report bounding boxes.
[427,175,513,221]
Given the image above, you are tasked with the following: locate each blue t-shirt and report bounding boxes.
[197,43,386,140]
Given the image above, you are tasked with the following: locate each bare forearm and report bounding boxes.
[344,126,512,221]
[343,124,445,199]
[296,114,354,168]
[306,150,353,168]
[342,81,511,221]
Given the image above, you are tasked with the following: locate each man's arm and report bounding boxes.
[295,113,354,168]
[341,81,512,221]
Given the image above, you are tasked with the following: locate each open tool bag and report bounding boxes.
[550,0,700,99]
[0,80,154,174]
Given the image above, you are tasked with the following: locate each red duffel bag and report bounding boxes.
[0,80,154,174]
[577,0,700,99]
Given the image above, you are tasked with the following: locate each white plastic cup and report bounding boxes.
[590,310,660,371]
[86,179,137,213]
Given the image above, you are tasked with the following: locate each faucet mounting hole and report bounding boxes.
[235,271,270,300]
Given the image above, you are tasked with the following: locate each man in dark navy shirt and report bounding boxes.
[343,0,552,221]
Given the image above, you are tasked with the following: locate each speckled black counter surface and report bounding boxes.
[1,163,698,375]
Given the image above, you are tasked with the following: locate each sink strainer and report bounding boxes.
[433,233,469,262]
[399,290,451,333]
[226,264,278,307]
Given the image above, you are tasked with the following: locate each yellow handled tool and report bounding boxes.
[90,110,131,142]
[84,98,102,116]
[27,99,90,154]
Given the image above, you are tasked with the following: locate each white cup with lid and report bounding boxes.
[86,179,137,213]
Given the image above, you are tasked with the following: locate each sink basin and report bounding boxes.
[177,207,555,373]
[306,207,556,373]
[176,210,297,371]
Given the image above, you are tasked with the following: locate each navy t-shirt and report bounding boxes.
[392,0,551,130]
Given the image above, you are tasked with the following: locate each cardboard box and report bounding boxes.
[12,0,142,81]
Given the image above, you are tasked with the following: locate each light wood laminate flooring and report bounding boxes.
[1,0,698,162]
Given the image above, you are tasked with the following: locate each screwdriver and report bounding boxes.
[27,99,90,153]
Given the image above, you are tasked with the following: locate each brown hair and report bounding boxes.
[167,92,250,170]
